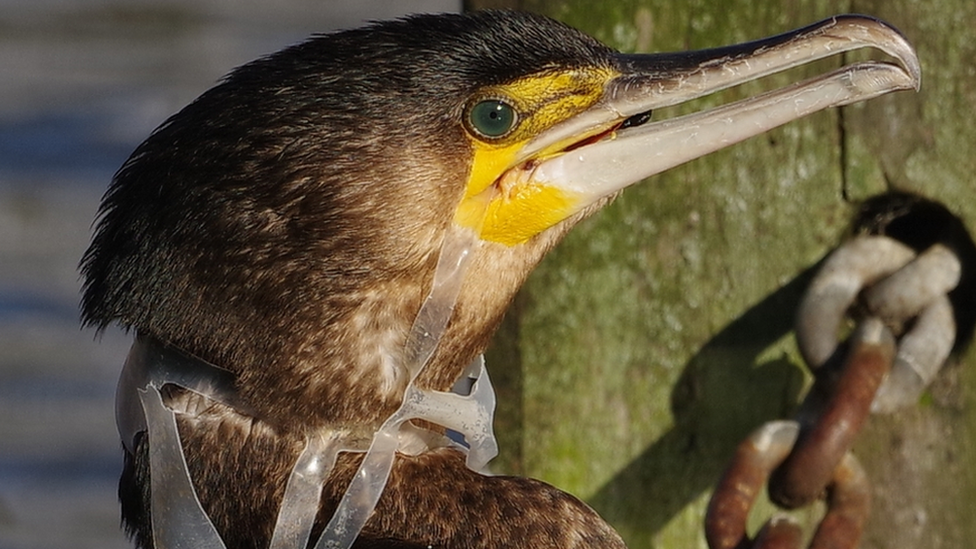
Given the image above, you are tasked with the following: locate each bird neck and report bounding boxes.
[118,328,499,549]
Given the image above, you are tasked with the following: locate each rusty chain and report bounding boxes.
[705,233,963,549]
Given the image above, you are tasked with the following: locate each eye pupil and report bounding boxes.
[469,100,517,138]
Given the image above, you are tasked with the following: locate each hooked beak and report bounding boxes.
[519,15,920,220]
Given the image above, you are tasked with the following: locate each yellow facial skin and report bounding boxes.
[456,66,618,246]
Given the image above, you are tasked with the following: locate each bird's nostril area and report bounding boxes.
[620,109,653,129]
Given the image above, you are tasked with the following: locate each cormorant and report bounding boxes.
[80,10,919,549]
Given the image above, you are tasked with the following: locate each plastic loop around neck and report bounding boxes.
[116,224,498,549]
[120,337,497,549]
[119,335,252,549]
[313,355,497,549]
[140,383,229,549]
[313,225,494,549]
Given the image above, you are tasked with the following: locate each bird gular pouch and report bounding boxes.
[457,67,616,244]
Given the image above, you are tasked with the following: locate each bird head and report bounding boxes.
[81,11,918,432]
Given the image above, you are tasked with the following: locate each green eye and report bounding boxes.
[468,100,518,138]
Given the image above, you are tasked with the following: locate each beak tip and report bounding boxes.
[910,60,923,92]
[855,14,923,92]
[900,49,922,93]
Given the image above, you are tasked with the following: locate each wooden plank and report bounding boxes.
[467,1,976,547]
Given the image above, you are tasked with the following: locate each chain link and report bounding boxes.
[705,234,962,549]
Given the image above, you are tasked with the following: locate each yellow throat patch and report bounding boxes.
[455,66,617,246]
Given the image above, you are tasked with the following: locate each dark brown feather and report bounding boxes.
[85,10,622,548]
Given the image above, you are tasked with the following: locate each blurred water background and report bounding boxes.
[0,2,459,547]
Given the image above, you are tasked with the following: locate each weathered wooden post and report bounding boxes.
[466,1,976,547]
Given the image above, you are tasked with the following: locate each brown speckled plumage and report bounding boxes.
[82,10,624,549]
